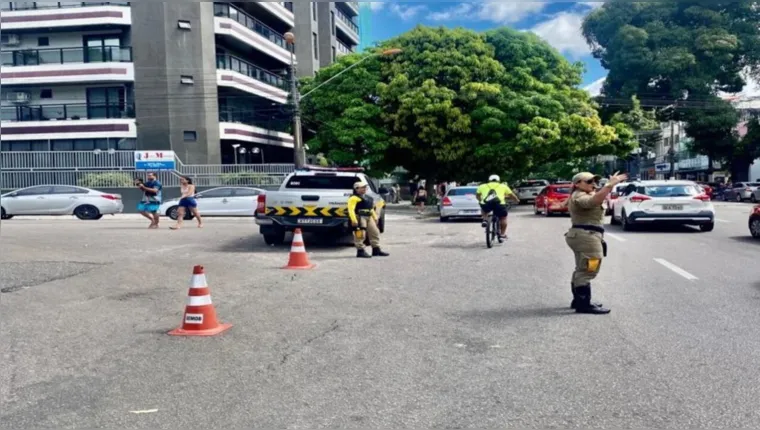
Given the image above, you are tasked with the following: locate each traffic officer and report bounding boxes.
[565,171,627,314]
[347,180,389,259]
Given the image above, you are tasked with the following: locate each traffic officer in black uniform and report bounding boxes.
[347,180,389,259]
[565,171,627,314]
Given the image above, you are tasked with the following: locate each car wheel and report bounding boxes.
[737,194,743,202]
[439,216,449,222]
[750,217,760,238]
[700,222,715,232]
[621,210,633,231]
[610,214,620,225]
[263,231,286,246]
[74,205,101,220]
[752,194,757,203]
[605,206,613,216]
[0,207,12,220]
[167,206,180,220]
[534,204,541,215]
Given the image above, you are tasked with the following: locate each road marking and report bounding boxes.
[129,409,158,414]
[716,218,731,223]
[604,233,627,242]
[654,258,699,281]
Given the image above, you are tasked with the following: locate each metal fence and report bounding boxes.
[1,151,294,189]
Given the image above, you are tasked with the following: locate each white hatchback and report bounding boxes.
[611,180,715,232]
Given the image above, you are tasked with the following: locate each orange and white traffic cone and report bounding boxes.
[283,228,315,270]
[168,265,232,337]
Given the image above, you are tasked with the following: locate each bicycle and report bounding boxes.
[484,203,512,249]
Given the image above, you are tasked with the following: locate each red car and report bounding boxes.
[534,184,572,216]
[750,205,760,238]
[697,182,714,198]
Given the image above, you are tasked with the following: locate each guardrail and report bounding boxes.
[0,2,130,11]
[337,40,352,56]
[1,103,134,122]
[216,54,288,90]
[335,7,359,34]
[213,2,293,51]
[1,46,132,67]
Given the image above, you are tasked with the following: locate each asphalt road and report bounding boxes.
[1,202,759,429]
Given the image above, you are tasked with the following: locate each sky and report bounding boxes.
[360,1,606,89]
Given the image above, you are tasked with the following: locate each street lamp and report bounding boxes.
[283,31,401,168]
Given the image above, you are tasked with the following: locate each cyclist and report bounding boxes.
[476,175,519,241]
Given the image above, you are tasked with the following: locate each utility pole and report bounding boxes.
[668,119,676,180]
[284,32,305,169]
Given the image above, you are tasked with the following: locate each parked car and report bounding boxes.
[533,184,572,216]
[751,187,760,204]
[604,183,629,216]
[515,180,549,204]
[750,205,760,238]
[439,186,480,222]
[696,182,714,199]
[722,182,760,202]
[611,180,715,232]
[159,186,265,220]
[0,185,123,220]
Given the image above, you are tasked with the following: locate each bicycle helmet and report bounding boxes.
[488,175,500,182]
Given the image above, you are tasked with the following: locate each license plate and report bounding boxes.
[460,210,479,215]
[297,218,323,224]
[662,205,683,211]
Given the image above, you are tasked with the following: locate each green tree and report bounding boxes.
[300,26,622,184]
[583,1,760,172]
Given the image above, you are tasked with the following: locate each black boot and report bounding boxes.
[574,285,610,314]
[372,247,389,257]
[357,249,372,259]
[570,284,603,309]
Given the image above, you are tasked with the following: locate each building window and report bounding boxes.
[177,20,192,30]
[183,131,197,142]
[331,11,335,35]
[313,32,318,60]
[40,89,53,99]
[312,2,317,20]
[332,46,336,62]
[38,37,49,46]
[180,75,194,85]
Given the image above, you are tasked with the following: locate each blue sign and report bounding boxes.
[134,151,176,171]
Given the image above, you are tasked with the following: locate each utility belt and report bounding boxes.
[356,209,372,216]
[572,224,608,257]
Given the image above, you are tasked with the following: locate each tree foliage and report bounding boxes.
[300,26,625,182]
[583,1,760,171]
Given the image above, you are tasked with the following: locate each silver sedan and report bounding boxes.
[1,185,123,220]
[438,186,482,222]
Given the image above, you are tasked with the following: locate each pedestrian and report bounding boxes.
[565,171,627,314]
[347,180,389,259]
[136,172,162,229]
[393,184,401,203]
[414,184,428,215]
[170,176,203,230]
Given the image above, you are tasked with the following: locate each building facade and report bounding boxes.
[0,1,360,165]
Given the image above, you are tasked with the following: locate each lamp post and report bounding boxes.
[231,143,240,165]
[283,31,401,169]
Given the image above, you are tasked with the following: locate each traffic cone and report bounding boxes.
[283,228,315,270]
[168,265,232,337]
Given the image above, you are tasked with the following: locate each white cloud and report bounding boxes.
[390,3,427,21]
[529,11,591,58]
[367,2,385,12]
[579,2,604,10]
[583,76,606,96]
[427,1,548,24]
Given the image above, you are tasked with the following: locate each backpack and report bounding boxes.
[483,184,499,203]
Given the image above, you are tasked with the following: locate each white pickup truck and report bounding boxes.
[255,167,387,245]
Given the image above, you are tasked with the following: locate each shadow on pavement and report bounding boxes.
[454,307,573,321]
[606,224,702,234]
[215,233,354,254]
[729,236,760,245]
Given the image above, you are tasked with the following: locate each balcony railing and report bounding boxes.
[336,40,353,56]
[0,2,129,11]
[1,103,134,122]
[1,46,132,67]
[216,54,288,91]
[281,2,293,12]
[335,7,359,34]
[213,2,293,52]
[219,108,291,133]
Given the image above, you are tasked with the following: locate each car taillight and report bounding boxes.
[610,192,619,199]
[753,205,760,215]
[629,195,651,203]
[442,197,452,206]
[256,194,266,214]
[693,194,711,202]
[101,194,120,200]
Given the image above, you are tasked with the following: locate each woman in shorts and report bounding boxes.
[170,176,203,230]
[414,184,428,215]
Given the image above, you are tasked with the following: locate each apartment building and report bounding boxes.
[0,1,361,165]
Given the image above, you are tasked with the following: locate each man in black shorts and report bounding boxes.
[476,175,519,240]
